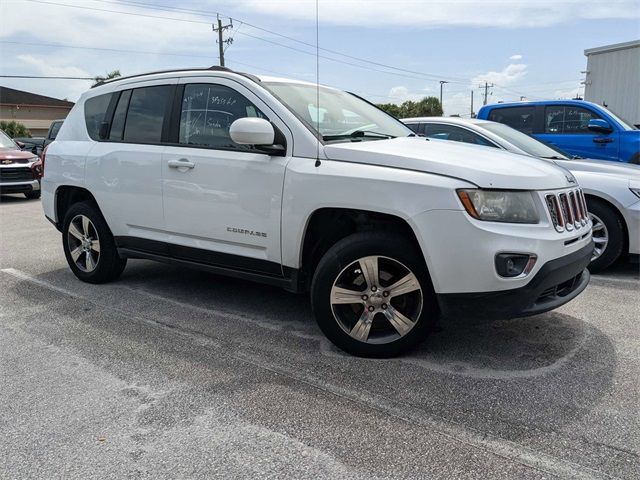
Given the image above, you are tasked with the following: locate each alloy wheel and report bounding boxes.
[589,213,608,260]
[330,255,423,344]
[67,214,101,272]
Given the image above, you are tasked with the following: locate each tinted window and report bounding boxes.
[84,93,113,140]
[423,124,497,147]
[545,105,602,134]
[405,123,421,134]
[109,90,131,141]
[123,85,172,144]
[179,84,267,150]
[488,106,535,134]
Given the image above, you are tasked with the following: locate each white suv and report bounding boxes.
[41,67,593,357]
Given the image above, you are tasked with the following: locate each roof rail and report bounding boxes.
[91,65,261,88]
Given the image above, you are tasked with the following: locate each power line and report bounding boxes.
[0,75,94,80]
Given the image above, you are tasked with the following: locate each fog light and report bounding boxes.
[495,254,537,278]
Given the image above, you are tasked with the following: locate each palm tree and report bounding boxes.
[92,70,121,87]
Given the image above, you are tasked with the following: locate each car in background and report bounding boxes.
[14,119,64,157]
[477,100,639,164]
[0,129,43,199]
[402,116,640,272]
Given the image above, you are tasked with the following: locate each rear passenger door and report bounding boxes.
[161,78,291,274]
[84,79,177,242]
[536,105,619,160]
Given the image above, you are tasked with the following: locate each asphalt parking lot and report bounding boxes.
[0,195,638,479]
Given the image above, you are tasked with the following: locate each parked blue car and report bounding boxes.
[477,100,639,164]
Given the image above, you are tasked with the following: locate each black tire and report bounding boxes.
[629,153,640,165]
[311,232,437,358]
[587,197,624,273]
[62,201,127,283]
[24,190,41,199]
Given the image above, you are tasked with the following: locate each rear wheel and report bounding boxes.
[62,202,126,283]
[311,233,437,357]
[587,198,624,273]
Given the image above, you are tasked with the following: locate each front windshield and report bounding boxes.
[602,107,637,131]
[263,82,412,142]
[480,122,571,160]
[0,129,17,149]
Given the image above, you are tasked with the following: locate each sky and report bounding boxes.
[1,0,639,116]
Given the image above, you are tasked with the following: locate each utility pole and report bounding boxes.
[439,80,449,112]
[470,90,474,118]
[480,81,494,106]
[212,15,233,66]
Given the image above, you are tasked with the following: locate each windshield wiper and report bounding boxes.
[542,155,567,160]
[322,130,396,141]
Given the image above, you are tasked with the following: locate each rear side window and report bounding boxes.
[178,83,267,150]
[488,106,535,134]
[545,106,602,134]
[84,93,113,140]
[123,85,172,144]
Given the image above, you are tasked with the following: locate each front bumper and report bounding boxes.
[437,241,593,320]
[0,179,40,194]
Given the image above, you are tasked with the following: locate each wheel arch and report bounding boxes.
[297,207,429,291]
[54,186,102,231]
[585,193,629,255]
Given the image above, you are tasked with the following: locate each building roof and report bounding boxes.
[0,86,74,108]
[584,40,640,56]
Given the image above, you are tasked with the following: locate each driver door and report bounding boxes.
[161,78,291,274]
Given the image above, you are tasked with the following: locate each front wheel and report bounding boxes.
[311,233,437,358]
[62,202,127,283]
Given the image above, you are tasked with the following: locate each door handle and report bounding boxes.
[593,137,613,144]
[168,158,195,169]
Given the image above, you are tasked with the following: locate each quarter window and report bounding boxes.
[178,84,266,150]
[488,106,535,134]
[84,93,114,140]
[545,106,601,134]
[123,85,172,144]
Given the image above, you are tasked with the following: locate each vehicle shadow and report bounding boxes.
[0,194,35,203]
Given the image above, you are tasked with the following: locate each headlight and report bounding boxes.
[457,189,539,224]
[630,188,640,200]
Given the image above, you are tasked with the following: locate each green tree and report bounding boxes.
[376,96,443,119]
[92,70,121,87]
[0,120,31,138]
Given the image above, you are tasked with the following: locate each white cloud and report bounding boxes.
[230,0,640,27]
[388,86,427,103]
[472,63,528,87]
[509,54,523,61]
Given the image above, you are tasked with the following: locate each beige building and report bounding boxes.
[0,86,74,137]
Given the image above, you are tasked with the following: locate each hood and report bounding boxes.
[0,148,39,164]
[554,158,640,179]
[323,137,574,190]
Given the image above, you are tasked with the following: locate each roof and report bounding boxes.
[479,99,601,110]
[584,40,640,56]
[402,116,488,125]
[0,86,74,108]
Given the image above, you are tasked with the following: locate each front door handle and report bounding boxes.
[593,137,613,144]
[168,158,195,169]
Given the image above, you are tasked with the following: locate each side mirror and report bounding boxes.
[15,140,25,149]
[230,117,275,145]
[229,117,285,156]
[587,118,613,134]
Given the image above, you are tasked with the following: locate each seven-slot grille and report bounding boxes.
[545,188,589,232]
[0,167,34,183]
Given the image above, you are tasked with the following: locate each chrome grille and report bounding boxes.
[545,188,589,233]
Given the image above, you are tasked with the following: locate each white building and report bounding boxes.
[584,40,640,127]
